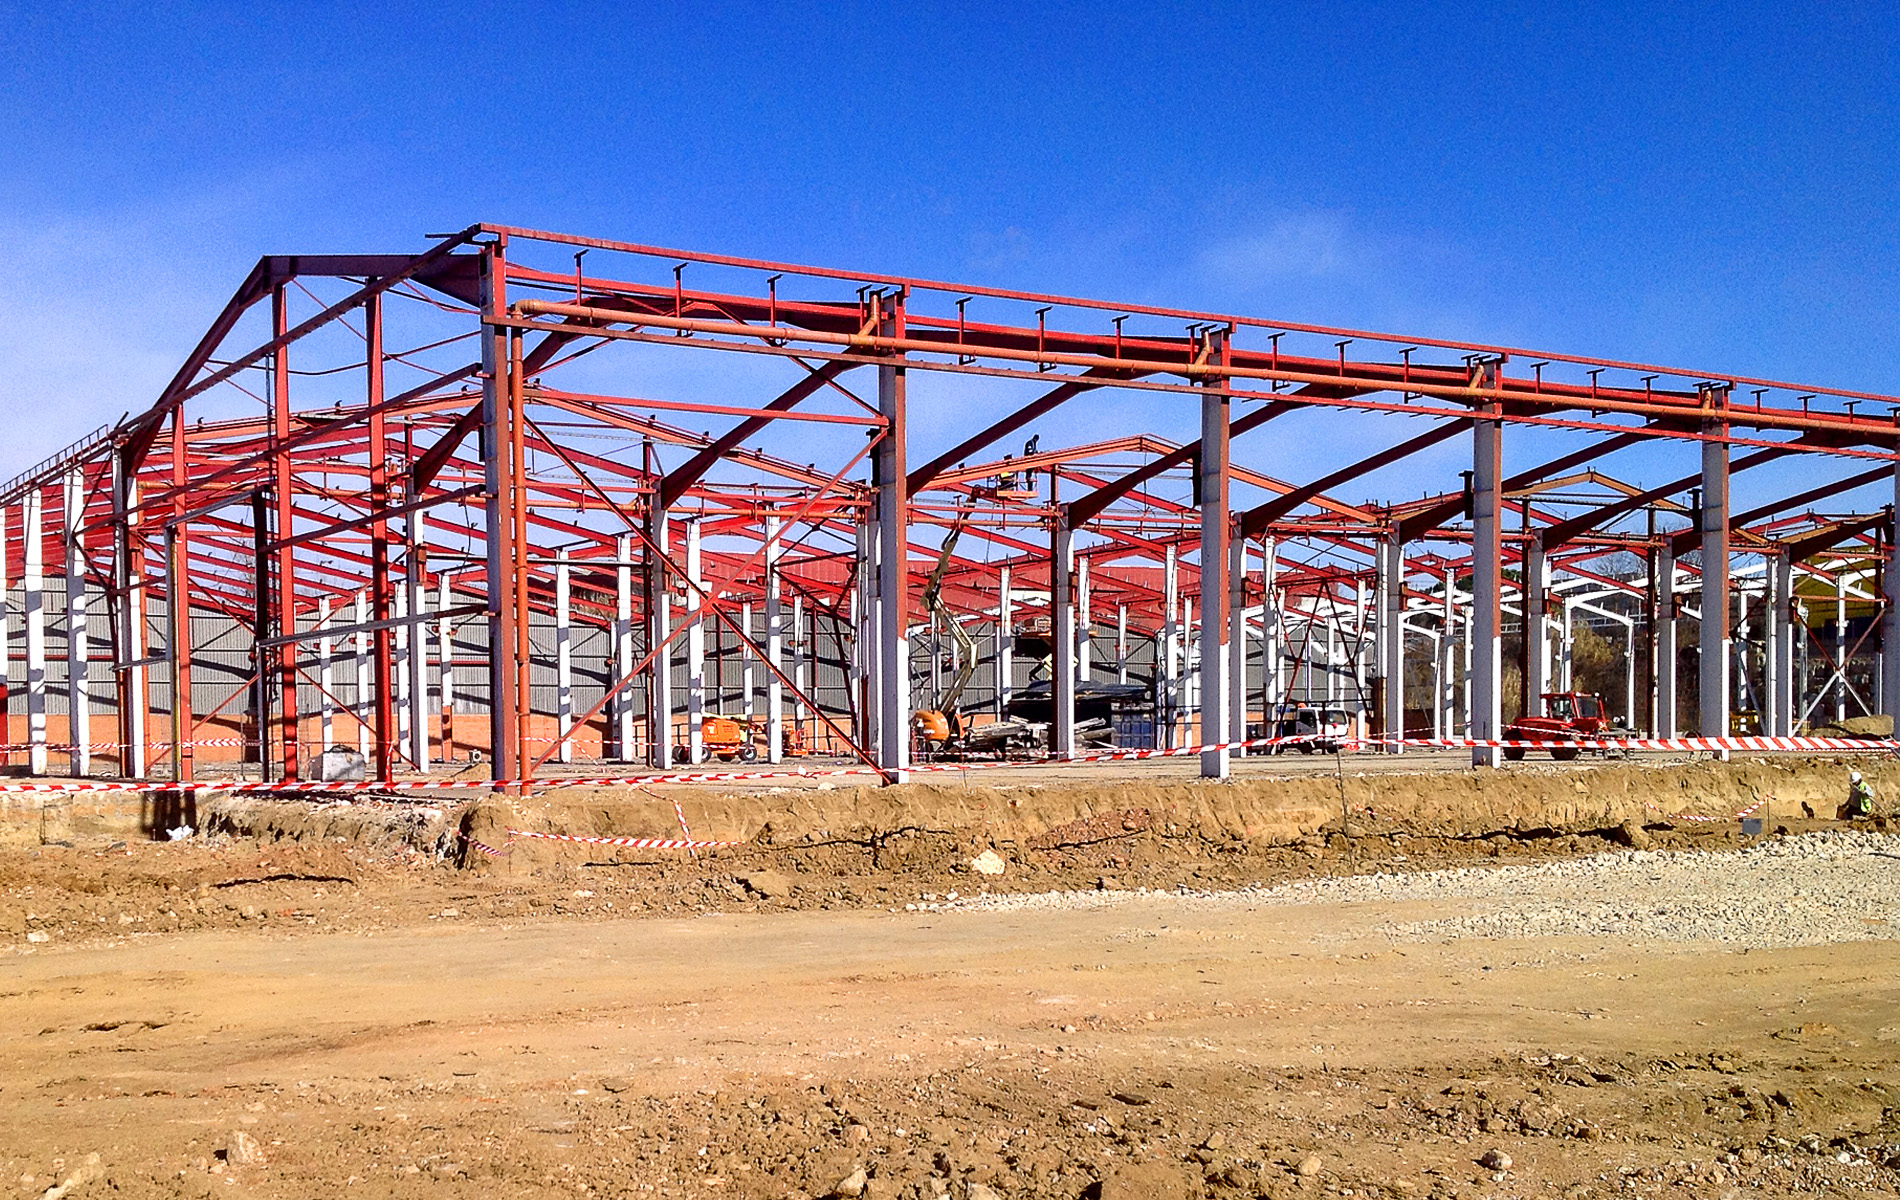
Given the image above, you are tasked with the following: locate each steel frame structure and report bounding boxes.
[5,223,1899,785]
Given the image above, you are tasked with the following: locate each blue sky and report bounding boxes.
[0,1,1894,502]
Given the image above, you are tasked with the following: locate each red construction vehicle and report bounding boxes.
[1502,691,1616,761]
[676,715,758,764]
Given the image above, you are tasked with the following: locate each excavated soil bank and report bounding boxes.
[454,754,1894,876]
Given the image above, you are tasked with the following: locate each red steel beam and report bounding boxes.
[1238,420,1474,539]
[658,360,857,510]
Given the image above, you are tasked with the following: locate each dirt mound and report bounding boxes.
[199,793,453,854]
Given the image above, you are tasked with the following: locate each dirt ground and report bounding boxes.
[4,756,1900,1199]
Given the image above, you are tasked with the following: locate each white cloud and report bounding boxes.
[1197,210,1358,284]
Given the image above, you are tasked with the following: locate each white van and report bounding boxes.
[1275,706,1351,753]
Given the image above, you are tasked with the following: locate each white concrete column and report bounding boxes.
[1228,536,1248,754]
[615,535,635,761]
[855,517,878,754]
[1162,544,1179,745]
[793,594,808,726]
[873,301,909,780]
[395,586,411,758]
[1185,593,1199,725]
[1231,535,1246,751]
[1077,555,1091,684]
[1261,538,1280,732]
[1462,595,1474,736]
[1353,579,1368,716]
[24,491,45,775]
[118,483,144,776]
[354,589,371,760]
[318,596,335,750]
[740,601,756,723]
[1471,381,1503,765]
[1115,602,1128,685]
[1796,595,1811,729]
[1763,558,1782,737]
[1378,535,1404,751]
[1197,342,1231,780]
[1773,554,1795,737]
[995,565,1013,719]
[1440,573,1456,737]
[1326,615,1340,706]
[406,527,428,774]
[437,577,455,761]
[686,520,706,764]
[1699,411,1731,744]
[1052,519,1076,758]
[63,470,88,777]
[1887,463,1900,725]
[1835,571,1849,723]
[1523,535,1548,714]
[765,514,784,764]
[928,609,942,700]
[555,548,573,764]
[1656,544,1677,737]
[645,516,674,767]
[1559,595,1575,690]
[1622,616,1636,728]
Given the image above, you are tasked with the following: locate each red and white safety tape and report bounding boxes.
[455,828,735,856]
[0,737,254,754]
[507,829,739,849]
[0,732,1890,796]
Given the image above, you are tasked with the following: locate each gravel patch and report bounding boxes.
[925,830,1900,950]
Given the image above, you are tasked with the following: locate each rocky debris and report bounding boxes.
[1296,1152,1324,1177]
[1479,1148,1513,1170]
[1027,808,1153,851]
[969,849,1007,876]
[224,1130,266,1166]
[830,1165,868,1197]
[1611,818,1652,850]
[930,831,1900,951]
[1812,714,1894,738]
[37,1153,103,1200]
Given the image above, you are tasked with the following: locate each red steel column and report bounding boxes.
[168,408,193,783]
[479,239,519,785]
[509,326,533,781]
[251,490,271,775]
[271,286,301,780]
[113,455,145,777]
[367,289,395,779]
